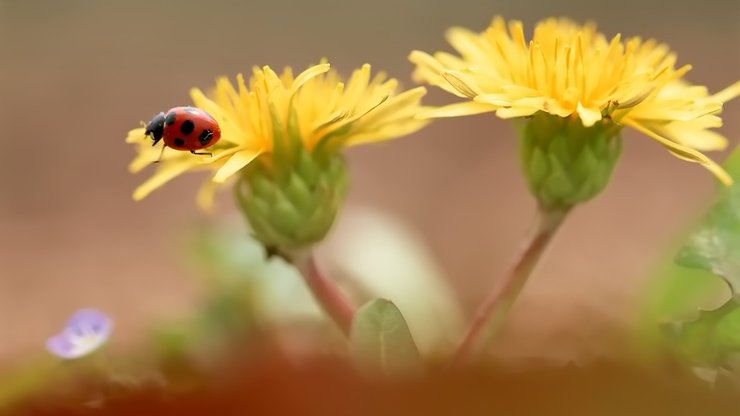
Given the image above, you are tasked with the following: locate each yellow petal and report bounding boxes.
[129,144,194,173]
[409,50,448,76]
[628,102,722,122]
[442,71,480,98]
[709,80,740,104]
[658,123,728,151]
[576,102,603,127]
[474,94,513,106]
[623,120,732,185]
[409,51,471,98]
[419,102,496,119]
[196,175,220,212]
[129,152,155,173]
[341,64,372,106]
[213,149,262,183]
[290,63,331,95]
[133,160,195,201]
[359,87,426,124]
[446,27,490,63]
[495,106,540,118]
[125,128,147,143]
[206,145,249,163]
[615,86,655,110]
[344,119,429,147]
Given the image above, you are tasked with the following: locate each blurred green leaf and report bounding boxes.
[677,147,740,294]
[187,221,324,324]
[639,149,740,366]
[350,299,421,373]
[188,222,267,287]
[649,264,725,318]
[666,299,740,366]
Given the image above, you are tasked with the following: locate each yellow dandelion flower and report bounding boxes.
[410,16,740,185]
[126,62,428,207]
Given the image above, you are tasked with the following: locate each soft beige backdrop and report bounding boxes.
[0,0,738,363]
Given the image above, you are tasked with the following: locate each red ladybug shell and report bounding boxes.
[161,107,221,151]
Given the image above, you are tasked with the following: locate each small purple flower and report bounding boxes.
[46,309,113,359]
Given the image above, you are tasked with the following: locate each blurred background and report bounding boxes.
[0,0,738,366]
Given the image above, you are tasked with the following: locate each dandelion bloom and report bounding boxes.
[46,309,112,359]
[127,62,428,208]
[410,17,740,184]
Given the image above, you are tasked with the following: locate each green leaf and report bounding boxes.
[350,299,421,373]
[676,147,740,294]
[665,299,740,366]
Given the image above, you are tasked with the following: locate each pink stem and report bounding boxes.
[453,208,568,365]
[293,252,356,336]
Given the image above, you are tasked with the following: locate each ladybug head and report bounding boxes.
[144,112,166,146]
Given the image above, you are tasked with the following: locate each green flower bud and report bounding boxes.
[518,112,622,211]
[234,149,348,249]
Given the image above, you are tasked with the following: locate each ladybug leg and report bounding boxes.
[152,144,167,164]
[190,150,213,157]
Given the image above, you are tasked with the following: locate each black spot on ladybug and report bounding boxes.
[165,112,177,126]
[198,129,213,146]
[180,120,195,135]
[174,138,185,147]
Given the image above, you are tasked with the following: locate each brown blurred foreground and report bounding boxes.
[6,338,739,416]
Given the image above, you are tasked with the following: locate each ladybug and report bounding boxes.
[144,106,221,157]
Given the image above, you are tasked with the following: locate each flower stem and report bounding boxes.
[291,251,356,336]
[453,207,569,365]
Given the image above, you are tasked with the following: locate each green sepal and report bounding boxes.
[518,112,622,211]
[235,149,348,249]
